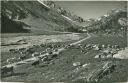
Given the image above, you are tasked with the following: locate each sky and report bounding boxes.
[55,1,127,20]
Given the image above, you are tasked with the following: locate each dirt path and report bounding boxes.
[70,33,91,45]
[3,33,91,68]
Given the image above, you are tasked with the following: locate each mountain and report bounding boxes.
[43,1,85,23]
[82,8,127,33]
[1,0,84,33]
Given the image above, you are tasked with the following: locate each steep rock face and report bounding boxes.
[43,1,85,23]
[1,14,30,33]
[1,1,83,33]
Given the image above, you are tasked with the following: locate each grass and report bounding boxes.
[1,31,71,38]
[1,40,76,66]
[1,33,87,66]
[1,33,128,82]
[81,34,127,48]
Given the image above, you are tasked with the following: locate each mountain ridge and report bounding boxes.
[1,0,84,33]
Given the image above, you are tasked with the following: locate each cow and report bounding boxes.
[32,52,40,57]
[9,49,18,53]
[46,48,52,52]
[19,55,26,61]
[53,49,58,52]
[41,51,46,54]
[114,45,119,49]
[7,58,16,64]
[94,45,102,51]
[108,64,116,73]
[40,44,45,47]
[107,44,111,48]
[18,48,26,51]
[9,49,15,52]
[86,44,92,49]
[18,48,27,54]
[81,50,88,54]
[40,56,49,62]
[31,60,40,66]
[26,48,35,54]
[95,54,102,58]
[92,44,97,48]
[48,51,53,55]
[65,44,72,49]
[51,51,59,58]
[101,45,105,49]
[1,66,14,75]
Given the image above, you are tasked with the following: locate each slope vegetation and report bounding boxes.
[1,1,83,33]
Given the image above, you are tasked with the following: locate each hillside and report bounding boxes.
[1,0,84,33]
[82,8,127,33]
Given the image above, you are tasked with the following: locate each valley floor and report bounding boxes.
[1,32,128,83]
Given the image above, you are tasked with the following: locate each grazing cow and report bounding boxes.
[51,52,59,58]
[19,51,24,54]
[26,48,35,54]
[107,44,111,48]
[53,49,58,52]
[77,44,82,47]
[48,51,53,55]
[65,44,71,49]
[46,48,52,52]
[40,44,45,47]
[19,55,26,60]
[9,49,15,52]
[107,53,113,58]
[18,48,27,54]
[42,51,46,54]
[40,56,50,62]
[108,64,116,73]
[32,52,40,57]
[1,66,14,75]
[73,62,81,67]
[7,58,16,64]
[94,45,102,51]
[102,45,105,49]
[41,56,47,62]
[81,50,87,54]
[95,54,102,58]
[114,45,119,49]
[9,49,18,53]
[31,60,40,66]
[52,53,58,58]
[18,48,26,51]
[92,44,97,48]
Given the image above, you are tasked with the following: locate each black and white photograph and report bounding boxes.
[0,0,128,82]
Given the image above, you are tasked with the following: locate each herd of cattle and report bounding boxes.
[1,42,122,77]
[69,43,121,59]
[1,43,63,76]
[73,43,121,59]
